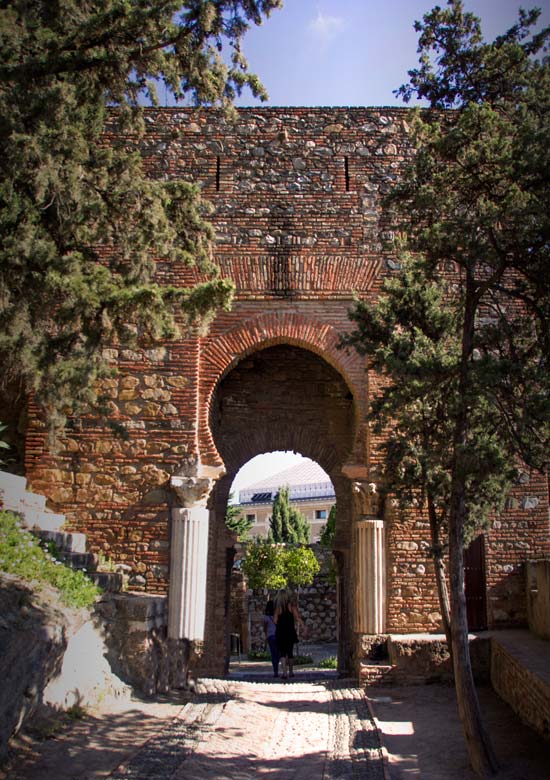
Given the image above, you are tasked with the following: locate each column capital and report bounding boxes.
[170,459,224,508]
[356,517,384,529]
[352,480,382,519]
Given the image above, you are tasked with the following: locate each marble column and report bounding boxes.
[355,518,385,634]
[168,506,209,641]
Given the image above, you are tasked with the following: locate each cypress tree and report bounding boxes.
[269,486,310,544]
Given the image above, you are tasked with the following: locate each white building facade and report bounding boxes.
[235,460,335,542]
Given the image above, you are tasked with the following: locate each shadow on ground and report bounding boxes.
[370,684,550,780]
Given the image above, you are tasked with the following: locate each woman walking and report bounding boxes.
[263,599,279,677]
[274,589,306,679]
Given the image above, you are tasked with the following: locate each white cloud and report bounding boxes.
[308,10,345,42]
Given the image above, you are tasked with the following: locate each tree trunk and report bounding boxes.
[427,495,452,655]
[448,490,498,777]
[448,267,498,777]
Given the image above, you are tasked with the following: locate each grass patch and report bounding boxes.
[26,715,66,741]
[246,651,314,665]
[0,511,100,608]
[318,655,337,668]
[66,703,87,720]
[247,650,271,661]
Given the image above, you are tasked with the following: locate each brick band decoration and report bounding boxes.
[23,108,549,680]
[199,311,364,468]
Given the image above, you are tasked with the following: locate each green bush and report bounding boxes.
[246,650,314,665]
[241,539,320,590]
[247,650,271,661]
[318,655,337,669]
[0,511,100,608]
[293,654,314,665]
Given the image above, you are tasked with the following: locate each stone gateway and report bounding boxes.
[24,108,550,679]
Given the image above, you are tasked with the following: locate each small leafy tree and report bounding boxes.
[241,539,320,591]
[283,546,320,588]
[225,494,254,541]
[268,486,310,544]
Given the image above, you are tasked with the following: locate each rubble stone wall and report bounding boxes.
[23,109,550,678]
[526,559,550,640]
[491,637,550,741]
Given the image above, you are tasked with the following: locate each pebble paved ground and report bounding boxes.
[109,678,385,780]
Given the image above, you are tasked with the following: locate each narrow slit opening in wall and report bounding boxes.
[216,156,221,191]
[344,156,350,192]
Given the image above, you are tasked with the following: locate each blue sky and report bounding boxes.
[226,0,549,496]
[233,0,549,107]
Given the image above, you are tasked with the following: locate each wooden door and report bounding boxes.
[464,534,487,631]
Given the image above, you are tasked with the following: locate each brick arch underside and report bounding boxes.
[210,344,356,482]
[199,313,366,471]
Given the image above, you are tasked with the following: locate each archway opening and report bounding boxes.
[226,451,338,676]
[203,344,357,677]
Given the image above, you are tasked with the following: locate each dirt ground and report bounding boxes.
[0,695,188,780]
[369,684,550,780]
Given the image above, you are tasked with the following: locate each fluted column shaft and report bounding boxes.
[355,518,385,634]
[168,506,209,640]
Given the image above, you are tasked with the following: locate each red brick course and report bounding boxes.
[24,108,550,674]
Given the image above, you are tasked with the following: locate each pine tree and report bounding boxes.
[0,1,281,430]
[225,494,254,541]
[344,3,549,776]
[269,486,310,544]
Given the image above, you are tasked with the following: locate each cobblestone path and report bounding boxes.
[109,679,385,780]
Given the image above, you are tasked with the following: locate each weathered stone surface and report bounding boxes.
[0,575,68,760]
[22,107,550,679]
[0,575,129,762]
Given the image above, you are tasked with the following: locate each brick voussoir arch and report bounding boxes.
[198,312,366,468]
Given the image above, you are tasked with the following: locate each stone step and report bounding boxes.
[90,572,124,593]
[0,469,65,532]
[34,530,88,554]
[360,663,395,686]
[27,509,66,532]
[63,551,99,571]
[0,471,27,497]
[0,469,126,595]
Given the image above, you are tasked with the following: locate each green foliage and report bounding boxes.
[225,493,254,541]
[344,2,549,543]
[318,655,337,669]
[247,650,271,661]
[240,539,320,591]
[293,654,314,665]
[0,511,100,608]
[241,539,284,590]
[319,504,336,548]
[0,1,281,428]
[344,254,515,543]
[268,486,310,544]
[96,551,117,572]
[247,650,313,665]
[345,9,549,770]
[66,704,87,721]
